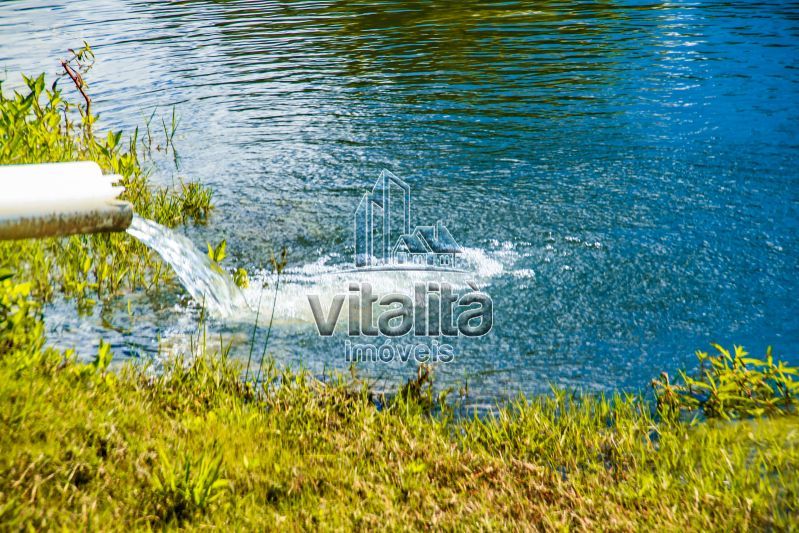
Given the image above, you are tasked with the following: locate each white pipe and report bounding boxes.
[0,162,132,240]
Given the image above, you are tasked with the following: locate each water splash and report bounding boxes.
[127,213,521,326]
[127,215,250,318]
[238,246,511,324]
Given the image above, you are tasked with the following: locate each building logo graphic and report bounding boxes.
[354,170,463,270]
[306,169,493,364]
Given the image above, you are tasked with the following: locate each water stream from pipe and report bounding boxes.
[126,214,250,319]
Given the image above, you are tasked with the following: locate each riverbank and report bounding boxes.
[2,70,798,530]
[1,301,797,529]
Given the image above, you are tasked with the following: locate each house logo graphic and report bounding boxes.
[305,169,493,362]
[354,170,463,271]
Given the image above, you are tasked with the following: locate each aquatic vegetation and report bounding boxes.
[206,239,227,270]
[206,239,249,289]
[180,181,213,224]
[233,267,249,289]
[653,344,798,419]
[0,67,214,313]
[0,273,43,355]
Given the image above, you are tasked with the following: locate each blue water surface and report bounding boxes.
[1,0,797,404]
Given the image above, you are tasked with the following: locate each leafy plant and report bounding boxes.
[233,267,249,288]
[93,339,113,374]
[652,344,798,419]
[58,41,95,135]
[180,181,213,223]
[206,239,227,264]
[151,447,230,522]
[0,274,43,357]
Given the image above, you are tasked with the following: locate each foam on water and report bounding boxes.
[127,211,517,327]
[239,246,512,326]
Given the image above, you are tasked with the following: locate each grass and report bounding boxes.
[0,314,797,530]
[1,63,798,530]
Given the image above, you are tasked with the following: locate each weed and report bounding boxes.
[150,447,230,522]
[652,344,798,419]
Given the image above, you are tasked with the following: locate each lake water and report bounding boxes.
[1,0,797,405]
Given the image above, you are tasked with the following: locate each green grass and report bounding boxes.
[1,271,798,530]
[0,338,797,530]
[1,64,798,530]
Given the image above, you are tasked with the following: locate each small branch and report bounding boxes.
[60,59,91,131]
